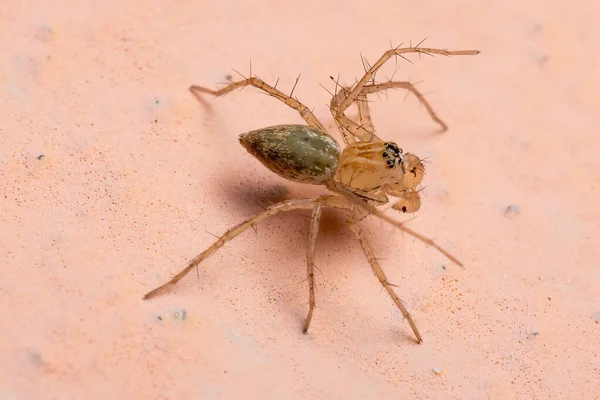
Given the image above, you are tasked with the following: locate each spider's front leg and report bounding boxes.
[327,180,463,266]
[335,45,480,119]
[331,79,454,142]
[347,217,422,343]
[329,83,382,145]
[330,78,452,144]
[329,45,480,144]
[190,74,327,133]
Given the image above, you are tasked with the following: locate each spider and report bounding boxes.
[143,44,480,343]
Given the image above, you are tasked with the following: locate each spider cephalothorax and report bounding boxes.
[144,45,479,344]
[334,141,425,213]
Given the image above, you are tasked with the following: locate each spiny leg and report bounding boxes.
[303,202,322,333]
[362,81,449,131]
[190,75,327,133]
[328,59,378,144]
[329,77,383,145]
[325,76,356,145]
[347,218,422,343]
[143,197,326,300]
[326,180,463,266]
[335,45,480,117]
[331,78,452,144]
[356,92,376,135]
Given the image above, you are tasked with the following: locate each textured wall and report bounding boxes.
[1,1,599,398]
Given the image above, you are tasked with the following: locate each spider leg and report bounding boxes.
[143,197,327,300]
[355,92,375,135]
[329,78,382,145]
[360,81,449,131]
[326,180,462,266]
[303,202,322,333]
[330,78,458,144]
[347,218,422,343]
[335,46,479,117]
[190,76,327,133]
[329,46,479,144]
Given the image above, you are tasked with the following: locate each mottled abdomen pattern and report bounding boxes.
[239,124,341,184]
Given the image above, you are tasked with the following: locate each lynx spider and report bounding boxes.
[144,44,479,343]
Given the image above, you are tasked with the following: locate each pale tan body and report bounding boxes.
[143,45,479,343]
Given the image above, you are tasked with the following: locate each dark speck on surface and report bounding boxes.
[504,204,520,218]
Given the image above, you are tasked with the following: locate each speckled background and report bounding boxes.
[2,1,599,399]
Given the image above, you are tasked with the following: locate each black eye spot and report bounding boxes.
[382,151,388,158]
[401,206,408,213]
[387,160,395,168]
[387,142,401,154]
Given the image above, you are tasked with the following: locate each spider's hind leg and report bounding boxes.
[142,197,327,300]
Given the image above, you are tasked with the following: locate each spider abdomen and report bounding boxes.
[239,124,341,184]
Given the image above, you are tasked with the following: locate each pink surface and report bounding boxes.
[2,1,599,399]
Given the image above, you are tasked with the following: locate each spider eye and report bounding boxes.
[385,142,402,156]
[382,151,388,158]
